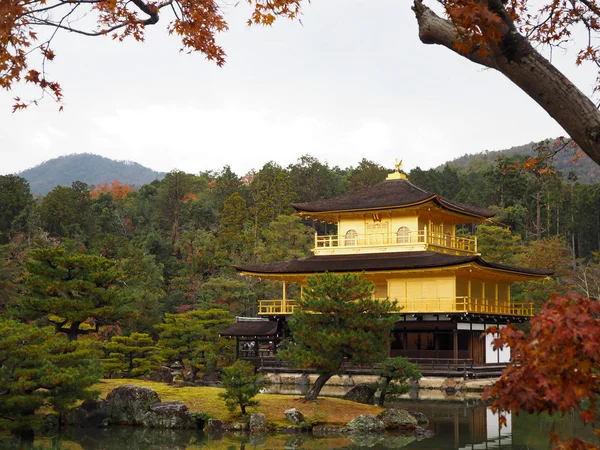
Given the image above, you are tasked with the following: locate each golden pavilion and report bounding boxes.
[233,165,550,372]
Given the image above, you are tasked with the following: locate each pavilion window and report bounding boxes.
[397,226,410,244]
[345,229,358,246]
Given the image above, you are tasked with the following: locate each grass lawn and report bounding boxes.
[95,379,384,427]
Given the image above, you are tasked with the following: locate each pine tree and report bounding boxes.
[219,360,264,415]
[102,332,162,378]
[376,357,422,406]
[156,308,234,381]
[23,246,134,341]
[0,320,100,442]
[280,272,398,400]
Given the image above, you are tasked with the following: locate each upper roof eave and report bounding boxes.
[290,179,495,220]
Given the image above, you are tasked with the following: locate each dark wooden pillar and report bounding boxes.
[235,337,239,359]
[453,328,458,363]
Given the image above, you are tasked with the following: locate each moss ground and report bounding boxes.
[95,379,384,426]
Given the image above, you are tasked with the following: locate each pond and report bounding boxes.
[1,399,597,449]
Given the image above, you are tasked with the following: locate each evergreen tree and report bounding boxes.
[23,246,134,341]
[376,357,422,406]
[281,272,397,400]
[0,175,33,244]
[0,320,100,442]
[156,308,234,380]
[219,360,264,415]
[346,159,389,193]
[476,225,524,265]
[102,332,162,378]
[219,192,250,260]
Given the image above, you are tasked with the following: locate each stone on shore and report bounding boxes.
[341,383,377,405]
[106,384,161,426]
[284,408,305,426]
[142,402,196,429]
[376,408,418,431]
[249,413,267,433]
[347,414,385,433]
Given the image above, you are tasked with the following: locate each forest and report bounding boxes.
[1,146,600,439]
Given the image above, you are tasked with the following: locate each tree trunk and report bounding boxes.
[536,191,542,240]
[304,373,333,401]
[67,322,81,341]
[378,378,391,407]
[412,0,600,167]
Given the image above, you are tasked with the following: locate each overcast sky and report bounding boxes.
[1,0,597,177]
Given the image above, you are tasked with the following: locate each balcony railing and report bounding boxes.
[314,229,477,255]
[257,297,533,316]
[257,300,299,315]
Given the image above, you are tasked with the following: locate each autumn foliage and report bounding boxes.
[484,293,600,448]
[1,0,303,109]
[90,180,134,202]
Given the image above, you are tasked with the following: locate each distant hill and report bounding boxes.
[19,153,165,195]
[443,141,600,184]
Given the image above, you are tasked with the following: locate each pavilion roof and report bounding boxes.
[291,178,494,219]
[235,251,552,278]
[220,320,279,337]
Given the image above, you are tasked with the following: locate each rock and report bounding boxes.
[376,408,418,431]
[199,369,221,387]
[349,433,385,447]
[407,410,429,426]
[311,425,350,436]
[440,377,465,395]
[228,422,248,432]
[284,408,305,426]
[341,383,376,405]
[347,415,385,433]
[106,384,161,426]
[63,399,110,428]
[413,426,435,440]
[141,402,196,429]
[145,366,174,384]
[205,419,225,434]
[249,413,267,433]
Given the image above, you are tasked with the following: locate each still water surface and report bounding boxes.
[1,399,597,449]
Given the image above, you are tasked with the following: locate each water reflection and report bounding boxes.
[1,401,597,449]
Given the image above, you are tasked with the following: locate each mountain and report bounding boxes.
[19,153,165,195]
[443,141,600,184]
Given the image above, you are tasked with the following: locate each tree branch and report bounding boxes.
[412,0,600,167]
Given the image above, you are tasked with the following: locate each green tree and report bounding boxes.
[23,246,134,341]
[288,155,343,202]
[219,360,264,415]
[0,175,33,244]
[199,276,256,316]
[281,272,398,400]
[255,215,313,264]
[156,308,234,381]
[39,181,92,239]
[376,357,422,406]
[346,159,389,193]
[249,162,295,236]
[476,225,523,265]
[0,320,100,442]
[102,332,162,378]
[219,192,250,261]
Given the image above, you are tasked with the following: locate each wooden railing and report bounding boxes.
[314,229,477,254]
[257,297,533,316]
[257,299,299,315]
